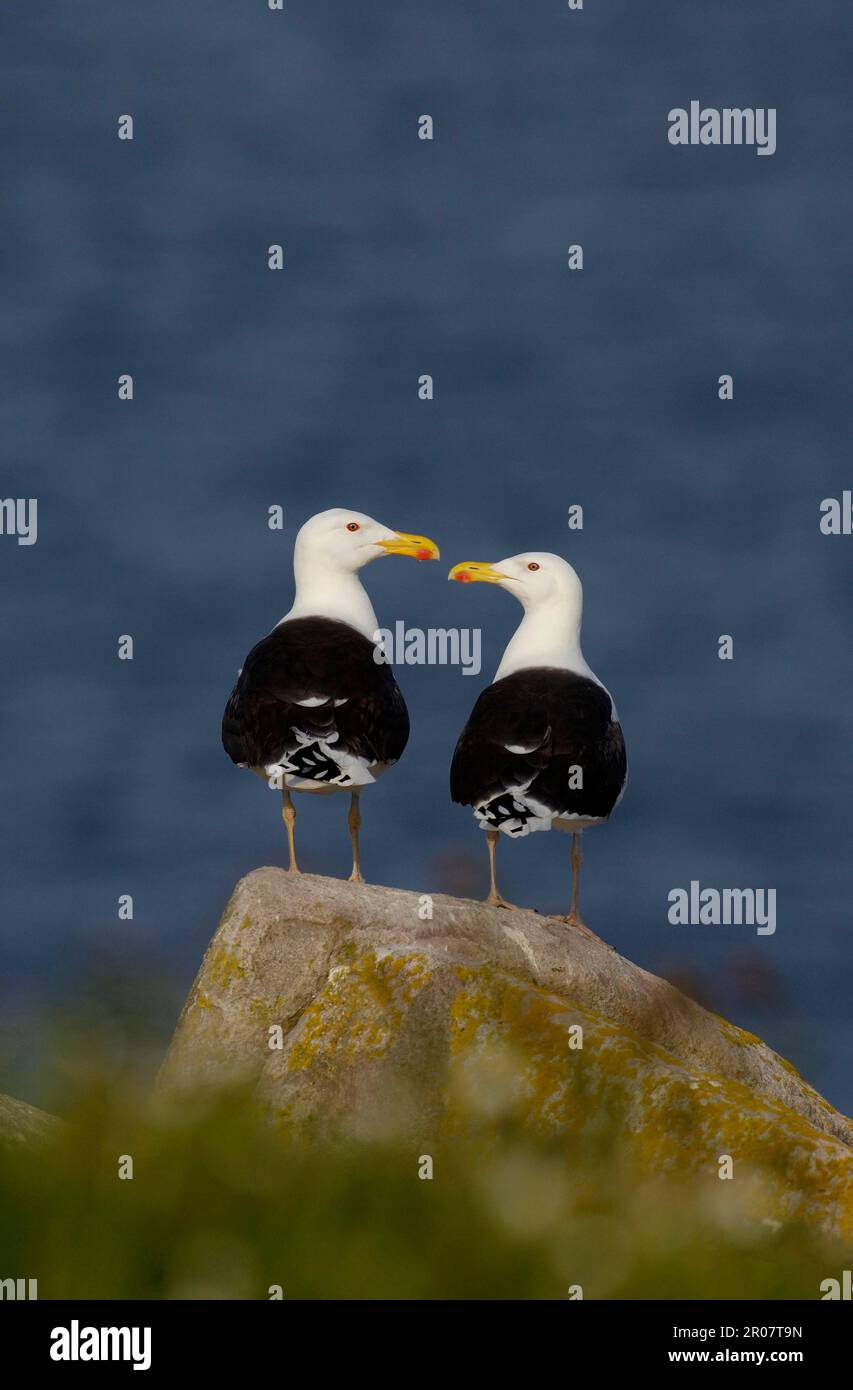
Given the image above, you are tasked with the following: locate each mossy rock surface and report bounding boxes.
[160,868,853,1238]
[0,1092,62,1149]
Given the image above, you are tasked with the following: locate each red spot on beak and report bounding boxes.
[416,547,432,560]
[455,570,472,583]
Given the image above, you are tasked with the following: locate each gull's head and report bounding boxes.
[448,552,581,611]
[294,508,440,574]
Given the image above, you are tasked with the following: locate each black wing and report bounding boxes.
[222,617,409,772]
[450,667,626,819]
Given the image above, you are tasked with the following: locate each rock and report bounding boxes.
[0,1092,62,1148]
[160,868,853,1237]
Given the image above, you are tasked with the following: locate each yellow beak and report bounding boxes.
[376,531,440,561]
[448,560,506,585]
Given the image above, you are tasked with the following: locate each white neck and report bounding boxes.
[279,567,379,640]
[495,595,596,685]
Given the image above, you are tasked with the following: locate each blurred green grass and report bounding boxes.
[1,1053,849,1300]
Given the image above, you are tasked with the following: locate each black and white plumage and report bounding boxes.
[222,617,409,790]
[222,508,439,880]
[448,552,626,930]
[451,668,626,836]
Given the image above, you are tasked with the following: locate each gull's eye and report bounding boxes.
[346,521,361,532]
[527,561,541,572]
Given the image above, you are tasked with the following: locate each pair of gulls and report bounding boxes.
[222,508,626,931]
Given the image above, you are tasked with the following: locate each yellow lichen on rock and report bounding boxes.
[207,948,246,991]
[443,966,853,1239]
[158,868,853,1240]
[285,948,434,1072]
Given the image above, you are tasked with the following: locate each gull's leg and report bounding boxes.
[560,832,604,942]
[484,829,516,909]
[567,831,582,924]
[347,790,364,883]
[281,788,300,874]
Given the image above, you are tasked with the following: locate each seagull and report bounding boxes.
[448,552,626,932]
[222,508,440,880]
